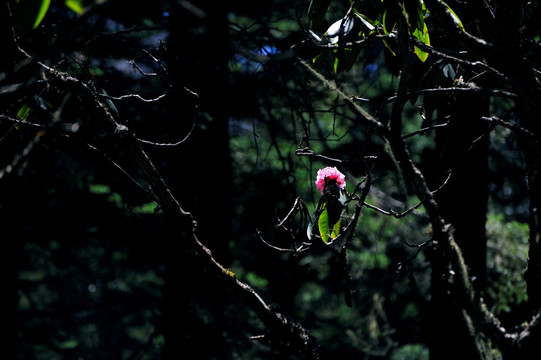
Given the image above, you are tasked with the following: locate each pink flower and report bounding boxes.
[315,167,346,194]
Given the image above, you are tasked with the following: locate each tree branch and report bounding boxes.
[383,2,515,356]
[423,0,495,56]
[40,63,320,359]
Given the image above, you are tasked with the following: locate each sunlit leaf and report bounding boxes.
[32,0,50,29]
[15,0,51,30]
[382,38,396,56]
[312,52,324,65]
[318,206,331,242]
[382,10,391,35]
[414,46,429,62]
[412,21,430,62]
[17,104,31,121]
[331,217,341,239]
[380,10,398,56]
[325,16,355,44]
[442,1,464,30]
[65,0,85,14]
[317,204,341,243]
[355,13,375,32]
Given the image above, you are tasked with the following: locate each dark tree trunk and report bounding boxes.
[162,2,233,359]
[429,94,489,360]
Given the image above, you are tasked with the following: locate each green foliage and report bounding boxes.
[486,213,529,315]
[309,0,466,72]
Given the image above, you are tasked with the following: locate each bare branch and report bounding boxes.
[98,92,167,103]
[86,143,158,202]
[129,59,158,76]
[402,121,449,139]
[410,38,504,78]
[482,116,535,138]
[40,63,321,359]
[423,0,496,56]
[386,86,517,104]
[256,229,307,253]
[295,147,344,163]
[0,114,43,130]
[363,201,422,218]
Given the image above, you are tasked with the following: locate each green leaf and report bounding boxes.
[442,63,456,79]
[15,0,51,30]
[382,38,396,56]
[400,0,430,62]
[99,89,119,115]
[65,0,85,14]
[17,104,31,121]
[317,205,341,243]
[318,206,331,242]
[355,13,375,32]
[312,52,324,65]
[331,217,341,239]
[412,21,430,62]
[32,0,50,29]
[382,10,391,35]
[380,10,397,56]
[442,1,464,30]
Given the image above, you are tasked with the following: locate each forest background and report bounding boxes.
[1,0,540,359]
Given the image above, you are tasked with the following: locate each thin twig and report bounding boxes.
[86,143,158,202]
[386,86,517,104]
[137,120,196,147]
[98,92,167,103]
[482,116,534,137]
[256,229,301,253]
[363,201,422,218]
[402,121,449,139]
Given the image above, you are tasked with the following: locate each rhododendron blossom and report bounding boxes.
[315,167,346,194]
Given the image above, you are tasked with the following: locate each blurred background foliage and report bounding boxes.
[0,0,531,359]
